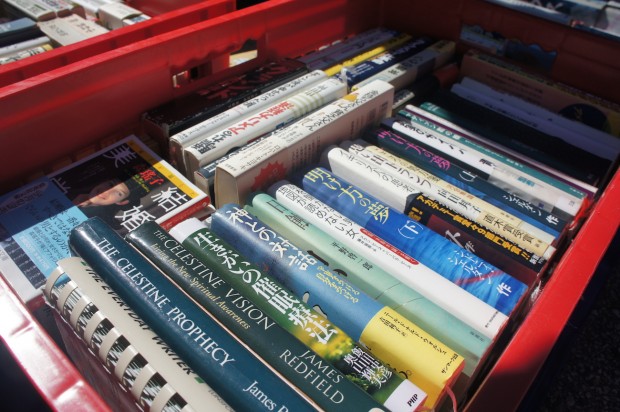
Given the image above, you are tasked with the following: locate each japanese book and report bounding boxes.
[361,128,569,238]
[209,204,464,409]
[155,219,426,412]
[298,165,528,316]
[183,77,347,178]
[141,59,308,146]
[0,17,43,47]
[322,145,557,259]
[169,69,329,173]
[245,192,493,379]
[214,79,394,207]
[0,35,51,59]
[267,181,509,342]
[384,113,589,218]
[335,36,434,87]
[97,3,150,30]
[459,48,620,137]
[351,40,456,92]
[3,0,56,21]
[298,27,401,70]
[0,135,209,309]
[322,32,413,77]
[452,77,620,162]
[38,14,110,47]
[44,256,233,412]
[0,42,52,64]
[68,217,322,412]
[410,99,600,207]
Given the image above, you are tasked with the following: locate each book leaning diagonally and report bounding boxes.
[183,77,347,178]
[245,192,491,378]
[169,69,329,173]
[209,204,463,409]
[44,257,233,412]
[68,217,320,412]
[127,221,397,412]
[214,79,394,207]
[268,181,508,342]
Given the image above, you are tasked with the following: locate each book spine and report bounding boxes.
[406,194,546,287]
[351,40,456,92]
[0,17,40,47]
[409,101,597,206]
[398,104,593,201]
[384,115,586,219]
[169,70,329,172]
[322,145,556,259]
[214,79,394,207]
[267,181,508,341]
[184,77,347,177]
[338,37,434,87]
[299,165,528,316]
[245,192,490,378]
[322,32,413,77]
[3,0,56,21]
[0,43,52,64]
[301,28,400,70]
[127,221,396,412]
[44,256,233,412]
[0,36,51,58]
[68,217,319,412]
[209,204,464,408]
[363,128,569,236]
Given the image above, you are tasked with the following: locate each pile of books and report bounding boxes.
[1,25,618,411]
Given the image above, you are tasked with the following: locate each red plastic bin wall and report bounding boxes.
[0,1,618,411]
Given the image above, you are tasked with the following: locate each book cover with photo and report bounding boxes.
[0,135,210,308]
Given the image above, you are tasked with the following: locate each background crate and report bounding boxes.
[0,0,618,410]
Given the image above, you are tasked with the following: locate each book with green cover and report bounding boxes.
[129,220,419,411]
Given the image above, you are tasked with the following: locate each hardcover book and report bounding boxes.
[321,145,557,259]
[213,79,394,207]
[69,217,322,412]
[44,256,233,412]
[245,192,493,379]
[182,77,348,177]
[267,181,509,342]
[161,219,426,412]
[169,69,329,173]
[297,165,528,316]
[209,204,464,409]
[0,135,210,309]
[127,219,406,411]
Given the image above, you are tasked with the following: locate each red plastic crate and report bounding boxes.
[0,1,618,410]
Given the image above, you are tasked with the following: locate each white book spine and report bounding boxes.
[44,256,233,412]
[0,44,51,64]
[406,103,599,198]
[388,117,585,217]
[170,70,329,172]
[183,77,346,177]
[454,77,620,161]
[214,79,395,207]
[4,0,56,21]
[271,182,507,341]
[351,40,455,91]
[0,36,51,58]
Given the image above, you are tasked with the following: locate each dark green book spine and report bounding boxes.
[68,217,318,412]
[126,220,389,412]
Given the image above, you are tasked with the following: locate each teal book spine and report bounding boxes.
[126,220,402,412]
[68,217,318,412]
[245,192,490,378]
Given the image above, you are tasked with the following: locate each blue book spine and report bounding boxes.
[338,37,434,86]
[68,217,317,412]
[299,167,528,317]
[362,127,568,236]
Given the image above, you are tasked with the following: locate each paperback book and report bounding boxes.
[127,220,410,411]
[69,217,322,412]
[0,135,210,309]
[209,204,464,408]
[44,256,233,412]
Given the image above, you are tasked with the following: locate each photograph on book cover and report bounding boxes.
[0,136,207,303]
